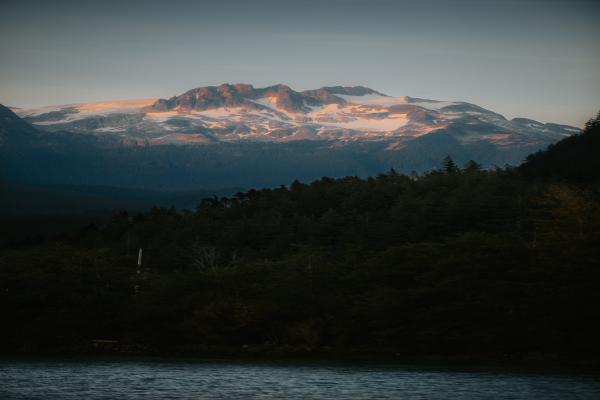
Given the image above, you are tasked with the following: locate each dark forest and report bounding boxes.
[1,114,599,362]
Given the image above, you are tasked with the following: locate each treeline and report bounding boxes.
[0,115,599,360]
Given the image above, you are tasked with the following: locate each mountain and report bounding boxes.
[1,84,581,191]
[15,84,577,146]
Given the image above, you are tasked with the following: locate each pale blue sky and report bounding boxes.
[0,0,598,126]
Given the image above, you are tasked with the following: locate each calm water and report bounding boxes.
[1,359,599,399]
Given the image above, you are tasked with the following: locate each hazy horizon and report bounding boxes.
[1,0,599,127]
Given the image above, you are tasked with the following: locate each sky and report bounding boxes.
[0,0,598,126]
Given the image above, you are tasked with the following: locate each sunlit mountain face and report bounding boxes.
[15,83,577,146]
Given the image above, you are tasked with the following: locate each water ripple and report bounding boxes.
[1,359,599,400]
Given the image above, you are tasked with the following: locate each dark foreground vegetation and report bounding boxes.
[1,114,599,362]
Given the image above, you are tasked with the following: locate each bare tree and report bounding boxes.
[189,242,221,272]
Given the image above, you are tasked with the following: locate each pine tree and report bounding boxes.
[442,155,459,174]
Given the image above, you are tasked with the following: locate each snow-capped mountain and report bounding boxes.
[15,84,578,147]
[2,84,581,191]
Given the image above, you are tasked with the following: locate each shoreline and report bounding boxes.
[2,345,599,372]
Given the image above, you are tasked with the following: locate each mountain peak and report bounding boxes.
[265,83,293,92]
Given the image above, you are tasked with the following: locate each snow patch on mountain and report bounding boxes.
[409,100,460,110]
[335,94,460,111]
[75,99,156,113]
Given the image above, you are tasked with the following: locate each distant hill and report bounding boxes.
[0,181,238,216]
[0,181,239,242]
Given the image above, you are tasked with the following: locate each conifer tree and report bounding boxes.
[442,155,459,173]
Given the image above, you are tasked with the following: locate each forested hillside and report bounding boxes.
[1,114,599,361]
[520,111,600,182]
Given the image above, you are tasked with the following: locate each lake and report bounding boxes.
[1,359,599,399]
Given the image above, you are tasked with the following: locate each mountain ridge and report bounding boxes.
[146,84,390,115]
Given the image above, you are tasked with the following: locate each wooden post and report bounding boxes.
[137,248,143,272]
[134,248,143,296]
